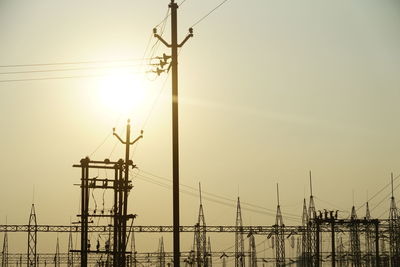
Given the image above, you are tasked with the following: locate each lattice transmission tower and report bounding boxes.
[27,204,37,267]
[301,198,308,266]
[1,228,8,267]
[195,184,207,267]
[307,172,318,267]
[235,197,245,267]
[274,184,285,267]
[350,206,361,267]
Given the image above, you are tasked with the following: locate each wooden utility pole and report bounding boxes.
[154,1,193,266]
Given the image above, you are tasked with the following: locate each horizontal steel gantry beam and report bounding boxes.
[0,223,388,233]
[0,225,300,233]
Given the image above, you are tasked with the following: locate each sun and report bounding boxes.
[97,71,146,116]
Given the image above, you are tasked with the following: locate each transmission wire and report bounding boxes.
[190,0,231,28]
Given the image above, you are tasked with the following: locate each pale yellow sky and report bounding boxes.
[0,0,399,260]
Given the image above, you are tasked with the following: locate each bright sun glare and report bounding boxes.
[97,71,146,116]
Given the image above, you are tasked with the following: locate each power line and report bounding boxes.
[135,169,301,222]
[0,64,142,75]
[0,71,143,83]
[178,0,188,7]
[0,58,153,68]
[141,73,170,130]
[357,173,400,212]
[370,181,400,214]
[190,0,232,28]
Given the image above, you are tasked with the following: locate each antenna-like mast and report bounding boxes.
[391,172,394,199]
[277,183,280,206]
[199,182,203,206]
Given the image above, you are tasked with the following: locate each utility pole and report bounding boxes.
[113,120,143,265]
[154,1,193,266]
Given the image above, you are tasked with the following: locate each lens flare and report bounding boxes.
[97,71,146,116]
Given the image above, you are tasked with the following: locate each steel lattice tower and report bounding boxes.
[275,184,285,267]
[67,229,73,267]
[350,206,361,267]
[364,202,374,267]
[248,233,257,267]
[55,237,60,267]
[389,173,400,267]
[131,231,136,267]
[235,197,245,267]
[2,229,8,267]
[301,198,309,266]
[27,204,37,267]
[159,237,166,267]
[337,237,345,267]
[220,253,227,267]
[207,237,212,267]
[296,237,301,263]
[307,172,318,267]
[195,184,207,267]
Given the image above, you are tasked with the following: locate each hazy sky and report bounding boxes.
[0,0,400,259]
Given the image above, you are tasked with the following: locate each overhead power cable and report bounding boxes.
[0,58,153,68]
[135,169,301,222]
[0,71,143,83]
[0,64,142,75]
[357,173,400,213]
[190,0,232,28]
[370,180,400,214]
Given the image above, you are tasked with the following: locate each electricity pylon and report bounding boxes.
[235,197,245,267]
[275,184,285,267]
[27,204,37,267]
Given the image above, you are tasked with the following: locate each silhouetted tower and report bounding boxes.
[296,237,301,262]
[350,206,361,267]
[307,171,318,267]
[207,237,212,267]
[195,183,207,267]
[235,197,245,267]
[1,228,8,267]
[54,237,60,267]
[220,253,228,267]
[131,231,137,267]
[389,173,400,267]
[248,233,257,267]
[274,184,285,267]
[67,229,74,267]
[364,202,374,267]
[301,198,308,266]
[337,237,344,267]
[186,236,195,267]
[159,237,166,267]
[27,204,37,267]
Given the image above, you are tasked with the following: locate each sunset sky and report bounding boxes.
[0,0,400,260]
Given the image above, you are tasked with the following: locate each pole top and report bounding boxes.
[391,172,394,199]
[169,0,178,8]
[276,183,280,206]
